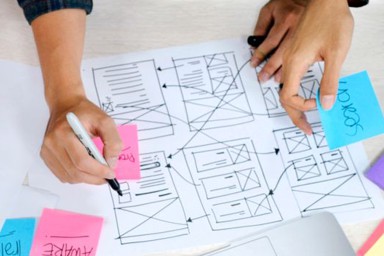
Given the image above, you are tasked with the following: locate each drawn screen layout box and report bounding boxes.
[183,138,282,231]
[109,151,189,244]
[273,124,374,216]
[257,62,323,117]
[92,60,173,140]
[173,52,254,131]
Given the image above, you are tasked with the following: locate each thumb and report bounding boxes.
[97,118,123,170]
[319,60,341,111]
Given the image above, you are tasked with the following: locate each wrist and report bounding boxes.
[45,81,86,113]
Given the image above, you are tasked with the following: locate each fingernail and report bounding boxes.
[106,171,116,179]
[321,95,335,110]
[274,73,282,83]
[107,157,118,169]
[259,72,270,83]
[251,58,260,67]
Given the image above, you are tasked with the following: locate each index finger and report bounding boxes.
[280,58,316,111]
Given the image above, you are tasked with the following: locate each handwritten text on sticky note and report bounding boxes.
[93,125,140,180]
[317,71,384,149]
[30,208,103,256]
[0,218,36,256]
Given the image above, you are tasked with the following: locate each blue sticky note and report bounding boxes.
[0,218,36,256]
[317,71,384,149]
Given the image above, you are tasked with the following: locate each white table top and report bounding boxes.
[1,0,383,253]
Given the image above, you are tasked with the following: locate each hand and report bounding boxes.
[279,0,354,134]
[251,0,306,83]
[31,10,122,184]
[40,95,123,184]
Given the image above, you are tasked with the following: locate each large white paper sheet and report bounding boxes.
[6,185,58,219]
[0,60,47,229]
[27,38,384,255]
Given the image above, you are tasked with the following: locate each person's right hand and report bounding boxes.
[279,0,354,134]
[40,95,123,184]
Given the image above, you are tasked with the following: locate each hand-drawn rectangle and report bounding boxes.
[109,151,189,244]
[201,168,261,199]
[283,130,311,154]
[256,62,323,118]
[291,155,321,181]
[92,60,173,141]
[183,138,282,230]
[174,52,254,131]
[192,144,251,173]
[321,150,349,175]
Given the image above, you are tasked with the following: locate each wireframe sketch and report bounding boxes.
[173,52,254,131]
[109,151,189,244]
[183,138,282,230]
[92,60,173,140]
[256,62,323,117]
[273,123,374,215]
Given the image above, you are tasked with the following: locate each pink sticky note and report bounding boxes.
[93,125,140,180]
[30,208,103,256]
[357,220,384,256]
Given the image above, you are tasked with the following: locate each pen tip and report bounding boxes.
[118,190,123,197]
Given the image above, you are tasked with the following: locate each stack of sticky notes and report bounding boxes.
[358,220,384,256]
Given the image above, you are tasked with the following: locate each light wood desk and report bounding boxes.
[1,0,383,253]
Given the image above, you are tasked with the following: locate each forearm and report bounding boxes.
[31,9,86,112]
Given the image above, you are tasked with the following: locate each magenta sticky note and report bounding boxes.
[365,154,384,190]
[93,125,140,180]
[357,220,384,256]
[30,208,103,256]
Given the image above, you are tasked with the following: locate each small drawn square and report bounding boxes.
[118,191,132,204]
[321,150,348,175]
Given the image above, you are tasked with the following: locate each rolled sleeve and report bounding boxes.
[17,0,93,24]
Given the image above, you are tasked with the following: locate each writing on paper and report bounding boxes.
[119,147,135,162]
[30,209,103,256]
[0,218,36,256]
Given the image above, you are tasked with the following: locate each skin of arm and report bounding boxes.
[31,9,123,184]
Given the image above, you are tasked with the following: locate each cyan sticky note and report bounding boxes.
[93,125,140,180]
[0,218,36,256]
[317,71,384,149]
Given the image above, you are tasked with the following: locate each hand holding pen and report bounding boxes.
[40,96,123,190]
[66,112,123,196]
